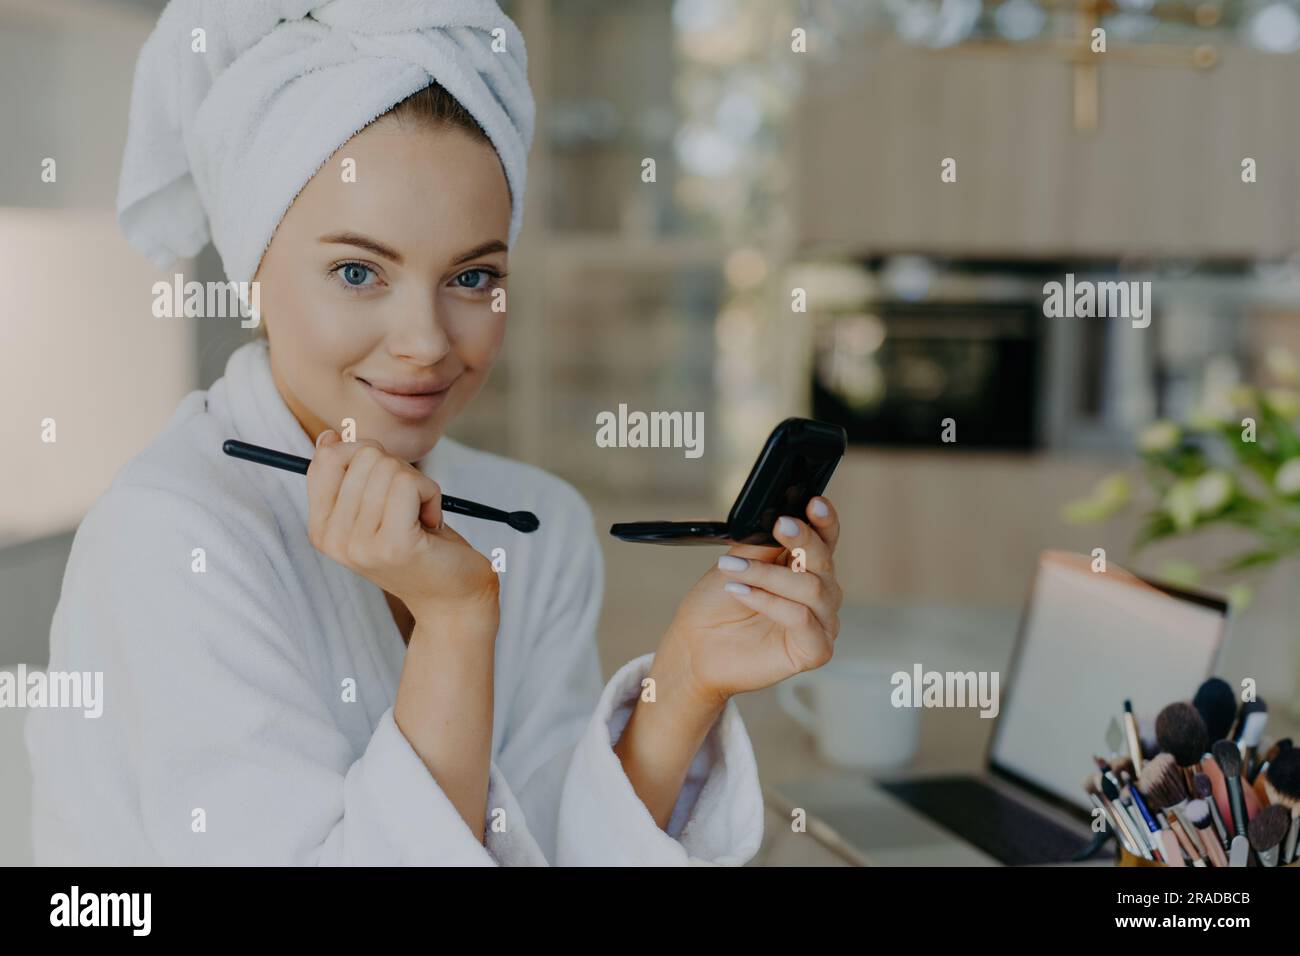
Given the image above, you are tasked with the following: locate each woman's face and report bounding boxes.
[254,118,512,464]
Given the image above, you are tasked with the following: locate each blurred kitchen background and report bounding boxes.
[7,0,1300,865]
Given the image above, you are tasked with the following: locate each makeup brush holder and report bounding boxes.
[1115,845,1161,867]
[1115,844,1298,867]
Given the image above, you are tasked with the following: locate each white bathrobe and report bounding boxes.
[25,341,765,866]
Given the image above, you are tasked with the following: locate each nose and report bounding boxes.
[386,288,451,366]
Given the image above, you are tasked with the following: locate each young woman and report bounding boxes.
[26,0,844,865]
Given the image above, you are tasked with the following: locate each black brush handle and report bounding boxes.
[1224,775,1249,839]
[443,495,508,525]
[223,440,311,474]
[222,439,539,533]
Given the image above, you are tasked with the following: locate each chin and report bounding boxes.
[343,375,462,463]
[374,423,442,464]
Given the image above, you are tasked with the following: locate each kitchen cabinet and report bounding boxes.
[792,39,1300,258]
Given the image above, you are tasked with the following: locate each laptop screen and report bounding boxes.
[989,551,1228,813]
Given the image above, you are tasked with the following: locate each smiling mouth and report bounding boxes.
[356,376,456,421]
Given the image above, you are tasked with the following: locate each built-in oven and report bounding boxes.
[807,259,1163,453]
[812,300,1042,449]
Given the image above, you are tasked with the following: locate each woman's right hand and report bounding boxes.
[306,429,499,620]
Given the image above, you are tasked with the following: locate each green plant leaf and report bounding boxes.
[1221,549,1281,573]
[1132,510,1176,552]
[1259,402,1300,460]
[1151,444,1208,480]
[1158,559,1201,588]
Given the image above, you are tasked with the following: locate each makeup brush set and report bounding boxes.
[1083,679,1298,867]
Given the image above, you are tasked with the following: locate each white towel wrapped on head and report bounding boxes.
[117,0,535,287]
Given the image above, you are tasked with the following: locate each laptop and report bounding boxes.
[768,551,1230,866]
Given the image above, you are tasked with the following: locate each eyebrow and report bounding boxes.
[317,232,507,267]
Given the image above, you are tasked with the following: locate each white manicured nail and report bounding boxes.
[811,499,829,518]
[724,581,751,595]
[718,555,748,571]
[777,517,798,537]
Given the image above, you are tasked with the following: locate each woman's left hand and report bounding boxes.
[657,496,843,712]
[612,497,843,829]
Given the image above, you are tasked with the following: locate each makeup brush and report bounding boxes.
[1120,773,1169,863]
[1228,834,1250,867]
[1198,755,1236,836]
[222,439,541,533]
[1139,753,1203,866]
[1247,804,1290,867]
[1230,697,1265,746]
[1203,746,1263,836]
[1271,806,1299,865]
[1086,787,1141,858]
[1122,771,1157,828]
[1254,738,1292,806]
[1235,699,1269,780]
[1156,702,1209,766]
[1109,755,1134,781]
[1120,700,1144,773]
[1185,799,1227,867]
[1193,677,1237,744]
[1256,738,1291,778]
[1099,777,1151,859]
[1138,716,1158,761]
[1263,748,1300,864]
[1253,771,1272,808]
[1103,776,1155,860]
[1192,773,1229,849]
[1213,739,1250,842]
[1138,753,1186,808]
[1137,800,1184,866]
[1093,756,1122,789]
[1156,702,1209,791]
[1095,757,1138,798]
[1120,793,1160,861]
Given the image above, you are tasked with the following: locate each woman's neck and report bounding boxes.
[266,348,330,447]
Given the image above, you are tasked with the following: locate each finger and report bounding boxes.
[322,444,385,552]
[306,434,383,522]
[716,555,839,635]
[380,470,442,535]
[725,541,786,564]
[721,582,833,670]
[355,455,401,536]
[806,495,840,554]
[415,472,443,530]
[771,515,831,573]
[306,430,348,543]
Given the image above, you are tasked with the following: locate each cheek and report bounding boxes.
[446,304,507,370]
[266,273,378,376]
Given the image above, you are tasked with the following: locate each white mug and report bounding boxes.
[777,658,920,769]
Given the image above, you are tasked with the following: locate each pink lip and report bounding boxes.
[357,376,455,421]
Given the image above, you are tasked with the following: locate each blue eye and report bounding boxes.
[454,268,503,292]
[329,261,380,292]
[338,262,374,287]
